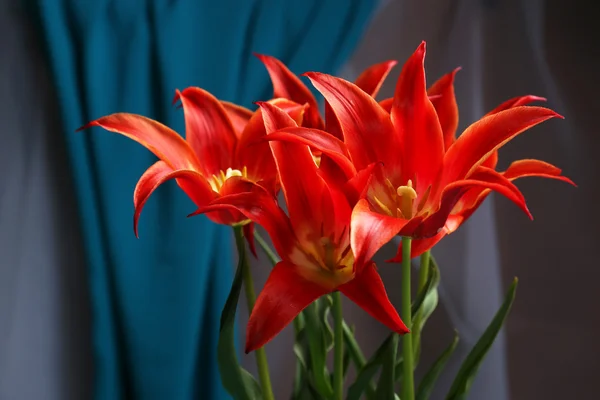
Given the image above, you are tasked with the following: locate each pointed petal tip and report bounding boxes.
[171,89,182,106]
[75,121,95,132]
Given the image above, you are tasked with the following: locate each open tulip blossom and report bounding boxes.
[80,41,574,400]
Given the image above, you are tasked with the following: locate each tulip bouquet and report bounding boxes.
[80,42,573,399]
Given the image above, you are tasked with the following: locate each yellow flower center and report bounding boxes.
[290,233,355,289]
[371,179,419,219]
[208,166,248,192]
[396,179,418,219]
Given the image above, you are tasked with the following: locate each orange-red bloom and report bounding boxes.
[259,42,570,267]
[391,94,576,261]
[256,53,397,135]
[78,87,304,236]
[195,103,408,353]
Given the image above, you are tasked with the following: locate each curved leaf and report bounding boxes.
[217,227,262,400]
[347,334,395,400]
[446,279,518,400]
[416,332,459,400]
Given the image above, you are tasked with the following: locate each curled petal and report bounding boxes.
[236,99,306,188]
[442,106,563,184]
[306,72,399,171]
[481,96,547,169]
[133,161,213,237]
[351,199,411,269]
[246,261,329,352]
[484,95,547,117]
[502,159,576,185]
[78,113,200,171]
[427,67,461,150]
[174,88,237,176]
[220,101,254,138]
[262,127,355,179]
[338,263,408,334]
[415,168,531,238]
[255,54,323,129]
[191,188,296,259]
[391,41,444,193]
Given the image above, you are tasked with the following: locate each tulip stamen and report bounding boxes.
[396,179,417,219]
[208,166,248,192]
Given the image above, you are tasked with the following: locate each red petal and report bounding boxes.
[427,68,461,150]
[236,99,306,190]
[379,97,393,113]
[305,72,399,171]
[325,60,396,141]
[502,159,576,185]
[338,263,409,334]
[380,95,442,113]
[484,95,547,116]
[351,199,411,269]
[391,41,444,193]
[174,88,237,176]
[243,223,258,258]
[262,127,356,179]
[442,106,563,184]
[191,188,296,259]
[259,103,333,236]
[481,95,546,169]
[220,101,253,139]
[415,167,531,238]
[343,162,379,206]
[255,54,323,129]
[78,113,200,171]
[355,60,398,98]
[269,136,330,240]
[388,229,447,263]
[246,261,329,352]
[133,161,213,237]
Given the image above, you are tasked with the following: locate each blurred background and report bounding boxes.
[1,0,597,399]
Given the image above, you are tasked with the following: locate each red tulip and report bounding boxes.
[256,53,397,135]
[390,95,575,261]
[194,102,408,353]
[257,42,568,267]
[78,87,305,237]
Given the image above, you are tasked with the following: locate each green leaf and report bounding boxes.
[347,333,395,400]
[318,294,334,352]
[217,230,262,400]
[342,322,366,370]
[303,300,334,399]
[375,333,399,400]
[416,332,459,400]
[446,278,518,400]
[411,257,441,366]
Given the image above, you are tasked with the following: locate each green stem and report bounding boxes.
[254,230,280,265]
[412,250,431,361]
[332,291,344,400]
[401,236,415,400]
[233,226,275,400]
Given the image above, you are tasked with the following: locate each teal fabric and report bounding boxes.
[29,1,377,399]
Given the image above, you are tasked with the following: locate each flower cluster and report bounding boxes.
[80,41,573,355]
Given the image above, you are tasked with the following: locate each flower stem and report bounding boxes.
[401,236,415,400]
[412,250,431,361]
[332,291,344,400]
[233,226,275,400]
